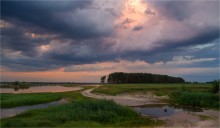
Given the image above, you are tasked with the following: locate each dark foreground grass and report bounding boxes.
[1,100,164,127]
[170,91,219,109]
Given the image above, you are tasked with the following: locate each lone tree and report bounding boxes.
[100,76,106,84]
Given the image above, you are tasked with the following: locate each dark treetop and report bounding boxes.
[107,72,185,84]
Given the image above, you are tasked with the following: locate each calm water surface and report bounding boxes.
[0,86,82,93]
[0,98,67,119]
[133,105,202,118]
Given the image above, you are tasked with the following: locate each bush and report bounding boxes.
[211,80,220,93]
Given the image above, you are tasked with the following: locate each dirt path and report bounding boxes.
[82,85,165,106]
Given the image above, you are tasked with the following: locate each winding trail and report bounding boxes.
[82,85,165,107]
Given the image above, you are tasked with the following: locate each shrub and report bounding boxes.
[211,80,220,94]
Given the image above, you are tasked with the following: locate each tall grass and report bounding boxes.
[1,100,163,127]
[170,91,219,109]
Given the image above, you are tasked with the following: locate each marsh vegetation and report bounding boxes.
[1,93,163,127]
[0,82,219,127]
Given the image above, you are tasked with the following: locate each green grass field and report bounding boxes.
[0,86,93,108]
[1,93,63,108]
[1,100,164,127]
[93,84,212,95]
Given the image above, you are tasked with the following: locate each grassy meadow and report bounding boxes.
[1,83,219,127]
[93,84,212,95]
[1,93,63,108]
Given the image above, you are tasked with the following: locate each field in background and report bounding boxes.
[93,84,211,95]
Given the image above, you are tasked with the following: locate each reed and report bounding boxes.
[170,91,219,109]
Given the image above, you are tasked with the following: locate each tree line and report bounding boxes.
[101,72,185,84]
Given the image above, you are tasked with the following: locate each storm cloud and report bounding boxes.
[1,0,219,82]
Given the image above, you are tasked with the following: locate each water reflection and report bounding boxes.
[13,85,29,91]
[0,99,67,119]
[0,86,82,93]
[133,105,203,118]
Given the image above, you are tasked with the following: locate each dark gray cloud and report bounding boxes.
[132,25,143,31]
[1,0,112,40]
[118,26,219,62]
[1,56,61,71]
[0,0,116,71]
[0,21,117,71]
[148,1,190,21]
[156,27,219,52]
[1,24,50,56]
[105,8,120,17]
[147,0,219,22]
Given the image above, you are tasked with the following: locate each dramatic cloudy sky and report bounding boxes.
[1,0,219,82]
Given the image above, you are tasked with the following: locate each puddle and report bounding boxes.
[133,105,203,118]
[0,86,82,93]
[0,98,67,119]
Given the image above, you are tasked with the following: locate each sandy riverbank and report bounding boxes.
[82,87,166,106]
[82,85,219,128]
